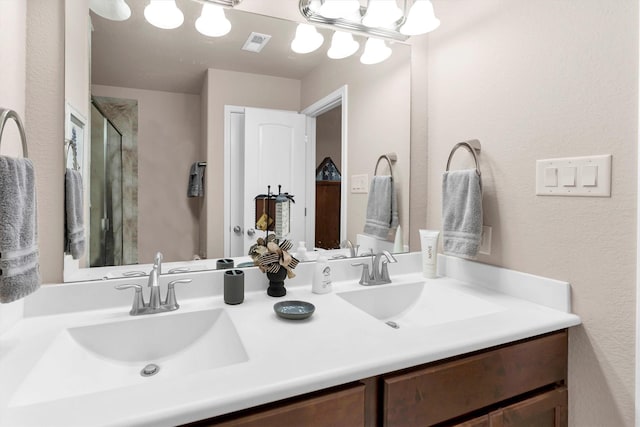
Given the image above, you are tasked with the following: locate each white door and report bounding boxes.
[228,110,245,257]
[239,107,307,254]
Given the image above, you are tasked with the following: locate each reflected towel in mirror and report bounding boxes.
[187,162,206,197]
[363,176,398,239]
[65,168,86,260]
[0,156,40,303]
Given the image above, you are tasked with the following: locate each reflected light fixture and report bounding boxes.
[89,0,131,21]
[360,38,392,65]
[327,31,359,59]
[400,0,440,35]
[291,24,324,54]
[362,0,403,28]
[144,0,184,30]
[196,3,232,37]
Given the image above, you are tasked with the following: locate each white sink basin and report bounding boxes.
[10,308,247,407]
[337,281,506,329]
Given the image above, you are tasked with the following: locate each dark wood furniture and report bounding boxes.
[188,330,568,427]
[315,180,341,249]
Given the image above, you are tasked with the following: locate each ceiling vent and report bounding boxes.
[242,32,272,53]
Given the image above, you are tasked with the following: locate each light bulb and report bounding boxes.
[144,0,184,30]
[362,0,403,28]
[291,24,324,54]
[360,38,392,64]
[319,0,361,19]
[195,3,231,37]
[90,0,131,21]
[400,0,440,35]
[327,31,359,59]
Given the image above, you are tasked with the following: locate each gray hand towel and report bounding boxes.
[442,169,483,259]
[65,168,85,260]
[363,175,399,239]
[187,162,205,198]
[0,156,40,303]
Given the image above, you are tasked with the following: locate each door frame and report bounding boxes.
[301,85,348,247]
[223,105,245,257]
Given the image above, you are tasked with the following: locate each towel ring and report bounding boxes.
[374,153,397,179]
[0,108,28,158]
[446,139,481,177]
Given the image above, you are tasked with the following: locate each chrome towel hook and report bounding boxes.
[0,108,28,158]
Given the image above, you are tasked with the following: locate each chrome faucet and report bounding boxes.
[115,252,192,315]
[340,240,360,258]
[351,250,397,286]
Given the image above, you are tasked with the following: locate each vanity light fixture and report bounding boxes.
[144,0,184,30]
[291,23,324,54]
[362,0,403,28]
[299,0,440,41]
[89,0,131,21]
[327,31,360,59]
[400,0,440,35]
[360,38,392,65]
[195,2,231,37]
[318,0,361,20]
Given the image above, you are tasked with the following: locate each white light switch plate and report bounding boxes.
[535,154,611,197]
[351,174,369,194]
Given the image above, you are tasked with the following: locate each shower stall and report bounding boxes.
[90,100,124,267]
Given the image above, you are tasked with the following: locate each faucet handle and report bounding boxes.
[351,262,372,286]
[115,284,145,315]
[380,260,392,283]
[168,267,190,274]
[165,279,192,310]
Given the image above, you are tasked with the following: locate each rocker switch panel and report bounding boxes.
[536,155,611,197]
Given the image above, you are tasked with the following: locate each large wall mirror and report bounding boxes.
[63,1,411,282]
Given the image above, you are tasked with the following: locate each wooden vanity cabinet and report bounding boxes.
[383,330,568,427]
[188,331,568,427]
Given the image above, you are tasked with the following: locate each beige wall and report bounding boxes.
[26,0,65,284]
[203,69,301,258]
[425,0,638,425]
[301,47,411,245]
[92,85,203,264]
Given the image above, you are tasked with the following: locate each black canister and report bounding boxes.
[216,258,234,270]
[224,269,244,305]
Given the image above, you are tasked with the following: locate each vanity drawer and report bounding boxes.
[383,331,568,427]
[204,383,365,427]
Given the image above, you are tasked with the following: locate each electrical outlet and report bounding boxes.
[479,225,492,255]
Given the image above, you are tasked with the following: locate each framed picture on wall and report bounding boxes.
[64,102,87,172]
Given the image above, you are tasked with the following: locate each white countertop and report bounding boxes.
[0,254,581,427]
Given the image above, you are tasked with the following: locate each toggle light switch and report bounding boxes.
[544,167,558,187]
[582,165,598,187]
[560,167,577,187]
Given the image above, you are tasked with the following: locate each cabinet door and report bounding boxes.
[383,331,567,426]
[489,387,567,427]
[453,415,490,427]
[208,384,365,427]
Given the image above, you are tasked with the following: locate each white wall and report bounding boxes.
[426,1,638,425]
[92,85,202,264]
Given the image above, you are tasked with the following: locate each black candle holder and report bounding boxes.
[266,268,287,297]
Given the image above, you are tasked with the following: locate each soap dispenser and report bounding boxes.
[296,241,308,262]
[312,255,332,294]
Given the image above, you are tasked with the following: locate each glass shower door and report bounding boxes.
[90,102,124,267]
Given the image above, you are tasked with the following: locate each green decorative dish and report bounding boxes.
[274,300,315,320]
